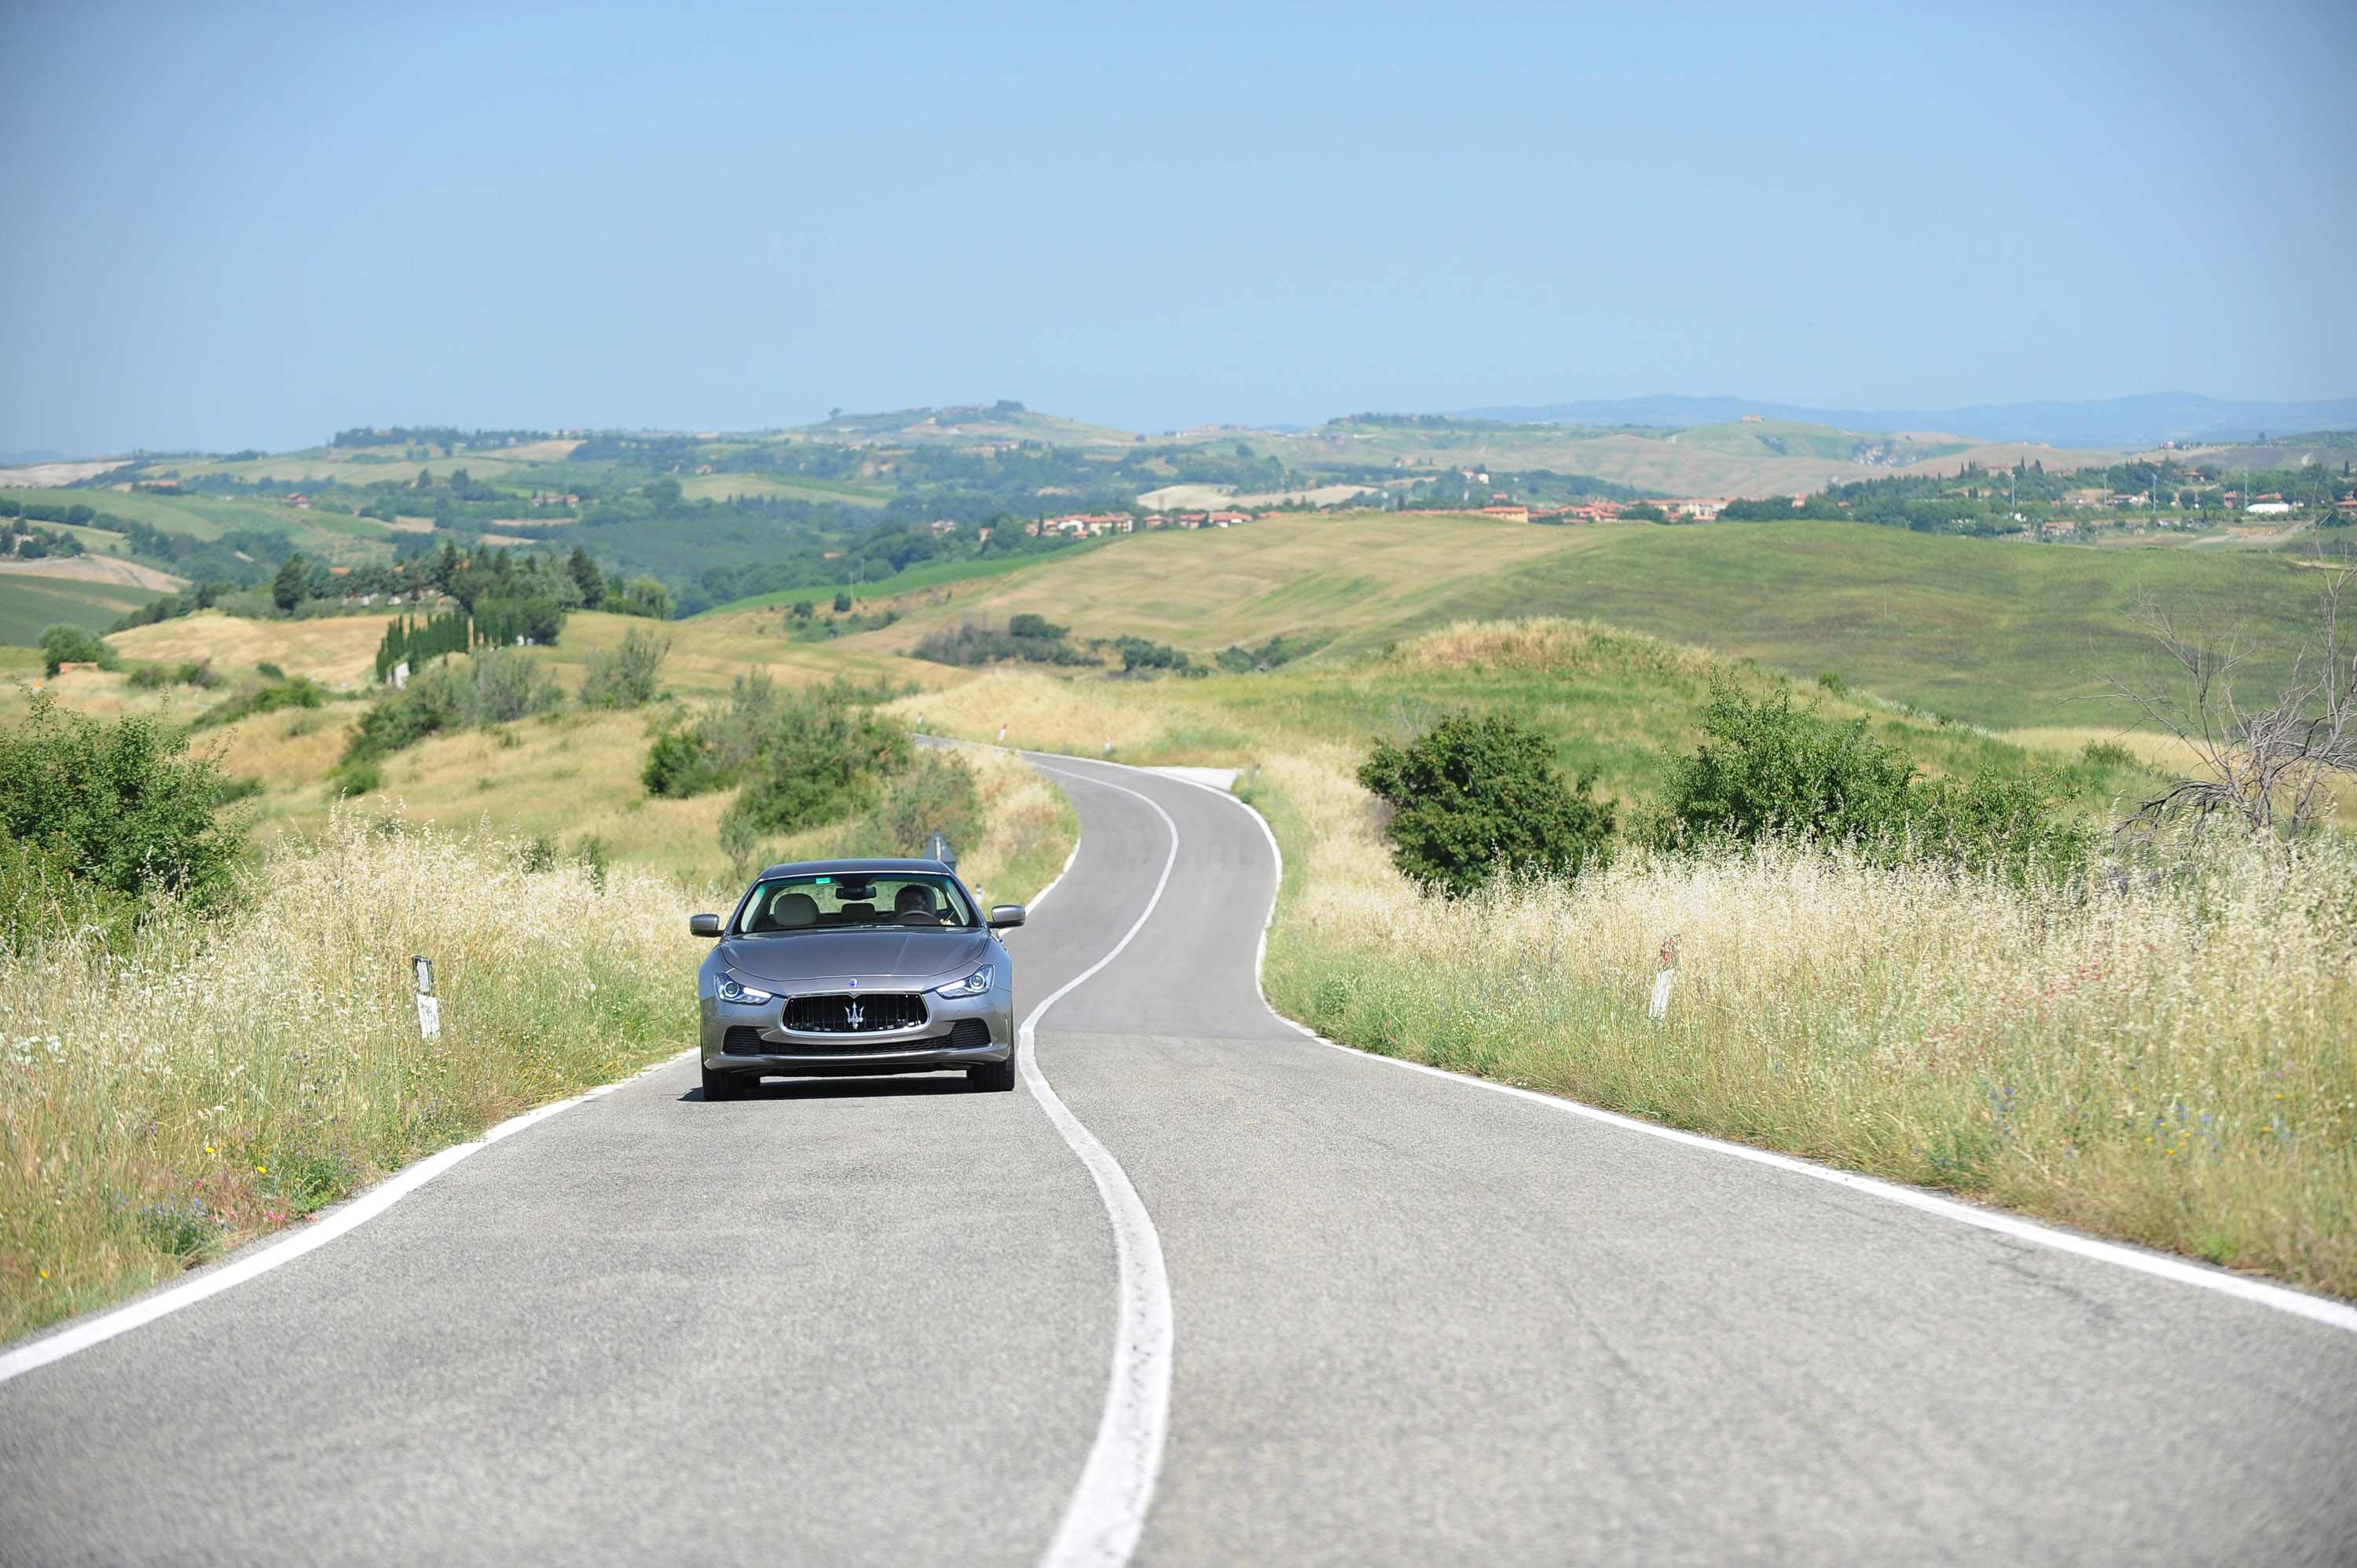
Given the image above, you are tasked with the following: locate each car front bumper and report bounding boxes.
[698,992,1014,1077]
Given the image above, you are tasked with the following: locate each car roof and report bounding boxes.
[754,858,955,880]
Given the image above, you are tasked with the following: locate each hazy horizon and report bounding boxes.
[4,2,2352,455]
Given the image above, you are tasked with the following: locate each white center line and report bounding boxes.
[1019,764,1180,1568]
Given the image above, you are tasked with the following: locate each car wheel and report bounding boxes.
[967,1057,1017,1093]
[702,1062,742,1101]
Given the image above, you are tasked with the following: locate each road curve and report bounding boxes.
[5,755,2356,1564]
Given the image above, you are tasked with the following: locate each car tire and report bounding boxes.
[967,1056,1017,1093]
[702,1062,742,1101]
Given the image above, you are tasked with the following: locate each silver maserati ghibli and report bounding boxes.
[690,859,1024,1100]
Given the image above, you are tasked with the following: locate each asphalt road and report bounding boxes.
[5,756,2355,1565]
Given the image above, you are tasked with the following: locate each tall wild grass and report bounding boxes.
[2,815,702,1343]
[1259,752,2357,1298]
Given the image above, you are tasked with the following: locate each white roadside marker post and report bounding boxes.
[1647,934,1679,1023]
[412,954,441,1040]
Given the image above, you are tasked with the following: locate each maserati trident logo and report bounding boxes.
[845,1000,865,1029]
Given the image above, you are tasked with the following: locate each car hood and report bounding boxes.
[717,930,991,986]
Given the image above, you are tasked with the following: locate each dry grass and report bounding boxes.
[110,610,395,689]
[886,669,1176,757]
[1385,617,1720,680]
[1,815,705,1343]
[1257,750,2357,1299]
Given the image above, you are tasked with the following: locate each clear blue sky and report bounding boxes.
[2,2,2351,454]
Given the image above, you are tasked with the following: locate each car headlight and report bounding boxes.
[934,965,993,998]
[716,976,775,1004]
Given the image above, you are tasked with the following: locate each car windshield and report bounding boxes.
[736,872,977,934]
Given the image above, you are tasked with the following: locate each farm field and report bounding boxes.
[1225,418,2121,499]
[4,484,400,564]
[0,573,167,644]
[797,511,2332,733]
[676,471,889,507]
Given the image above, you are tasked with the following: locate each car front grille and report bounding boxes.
[784,992,928,1033]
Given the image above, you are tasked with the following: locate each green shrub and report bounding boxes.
[863,749,983,855]
[832,590,853,614]
[129,660,217,690]
[0,830,137,954]
[1652,682,2085,876]
[0,691,247,907]
[1218,631,1332,674]
[256,662,285,680]
[602,577,674,620]
[1905,769,2089,878]
[642,731,713,797]
[192,676,327,730]
[579,628,669,709]
[343,647,559,764]
[1651,682,1916,848]
[36,624,118,676]
[734,683,910,833]
[330,760,383,797]
[1358,711,1618,896]
[2081,739,2135,768]
[912,621,1090,667]
[1115,636,1193,673]
[642,671,780,797]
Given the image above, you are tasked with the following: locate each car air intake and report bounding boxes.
[949,1019,992,1050]
[722,1027,767,1055]
[784,992,928,1033]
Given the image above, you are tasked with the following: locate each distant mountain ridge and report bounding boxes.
[1453,393,2357,450]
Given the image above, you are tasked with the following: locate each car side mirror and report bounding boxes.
[689,914,724,938]
[988,904,1026,929]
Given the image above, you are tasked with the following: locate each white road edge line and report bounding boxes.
[1122,759,2357,1339]
[1018,763,1180,1568]
[0,1047,700,1387]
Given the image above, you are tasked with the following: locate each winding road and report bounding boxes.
[4,757,2355,1565]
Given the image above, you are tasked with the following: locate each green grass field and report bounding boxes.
[676,472,890,507]
[832,512,2334,733]
[3,486,394,565]
[1435,520,2330,730]
[0,575,167,645]
[695,537,1120,617]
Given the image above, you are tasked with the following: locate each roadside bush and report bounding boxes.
[129,660,219,690]
[192,675,328,730]
[1650,682,2085,877]
[36,624,118,676]
[579,628,669,709]
[0,691,247,908]
[913,618,1089,667]
[861,749,984,856]
[1650,682,1916,848]
[1115,636,1195,674]
[642,670,781,797]
[1217,631,1332,674]
[343,647,560,764]
[1358,711,1617,896]
[0,830,137,954]
[733,683,910,833]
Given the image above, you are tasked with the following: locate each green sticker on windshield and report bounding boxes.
[815,876,830,884]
